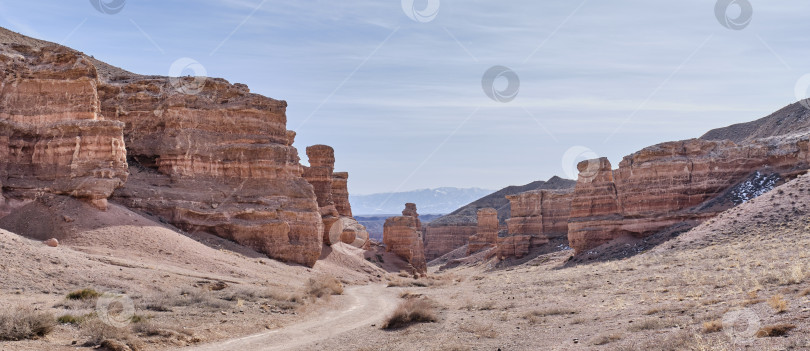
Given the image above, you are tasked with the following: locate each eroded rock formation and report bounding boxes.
[495,189,574,258]
[331,172,353,217]
[302,145,368,249]
[0,43,128,210]
[467,208,498,255]
[569,137,810,254]
[383,203,427,275]
[506,189,573,240]
[99,74,324,266]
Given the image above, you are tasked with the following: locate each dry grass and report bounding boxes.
[382,298,437,329]
[768,294,788,313]
[57,313,93,325]
[702,320,723,333]
[755,323,796,337]
[591,332,622,345]
[387,278,430,288]
[627,318,679,332]
[80,318,139,347]
[306,276,344,298]
[0,306,56,341]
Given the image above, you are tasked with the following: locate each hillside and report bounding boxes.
[430,176,576,226]
[349,188,494,215]
[701,101,810,143]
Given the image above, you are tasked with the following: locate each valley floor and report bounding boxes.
[2,174,810,351]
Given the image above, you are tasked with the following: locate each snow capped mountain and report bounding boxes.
[350,187,495,215]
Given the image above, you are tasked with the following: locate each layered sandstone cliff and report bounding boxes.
[383,203,427,275]
[569,137,810,254]
[466,208,498,255]
[495,188,574,258]
[0,27,370,267]
[0,42,128,211]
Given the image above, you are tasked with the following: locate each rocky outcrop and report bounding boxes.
[467,208,498,255]
[424,176,576,260]
[569,137,810,254]
[495,188,574,258]
[383,203,427,275]
[497,235,531,259]
[0,43,128,210]
[331,172,352,217]
[302,145,368,248]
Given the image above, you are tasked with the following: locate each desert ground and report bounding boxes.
[2,174,809,351]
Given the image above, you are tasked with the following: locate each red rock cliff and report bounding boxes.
[0,43,128,210]
[467,208,498,255]
[569,137,810,254]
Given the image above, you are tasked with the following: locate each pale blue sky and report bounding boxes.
[2,1,809,194]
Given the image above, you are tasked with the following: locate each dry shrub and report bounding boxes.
[755,323,796,337]
[67,288,101,300]
[0,307,56,341]
[306,276,344,298]
[133,321,200,345]
[387,277,431,288]
[382,298,436,329]
[702,320,723,333]
[799,288,810,297]
[80,318,142,350]
[591,332,622,345]
[399,291,422,299]
[768,295,788,313]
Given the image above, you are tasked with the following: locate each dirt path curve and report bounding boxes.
[184,284,398,351]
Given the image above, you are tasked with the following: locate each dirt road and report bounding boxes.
[184,284,398,351]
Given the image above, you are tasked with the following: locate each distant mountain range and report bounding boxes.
[350,187,495,215]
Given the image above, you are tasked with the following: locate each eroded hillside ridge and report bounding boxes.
[0,29,366,267]
[569,136,810,254]
[0,43,128,212]
[423,176,576,260]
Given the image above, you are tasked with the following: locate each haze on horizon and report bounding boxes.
[2,0,809,194]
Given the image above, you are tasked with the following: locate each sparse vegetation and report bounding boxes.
[0,307,56,341]
[382,298,437,329]
[306,276,344,298]
[67,288,101,300]
[591,332,622,345]
[756,323,796,337]
[57,313,93,325]
[768,294,788,313]
[627,318,679,332]
[702,320,723,333]
[80,318,143,350]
